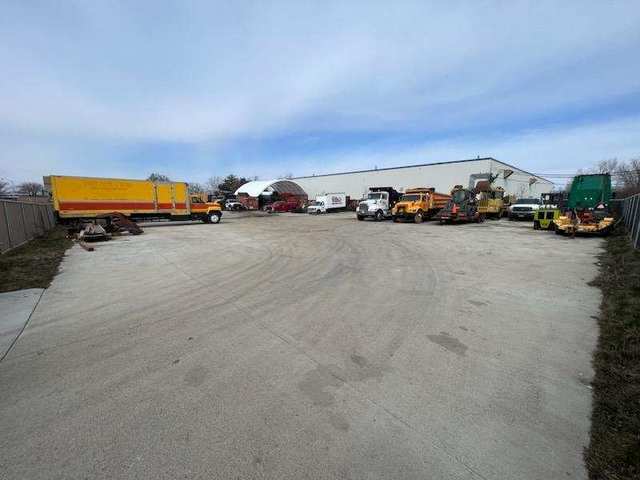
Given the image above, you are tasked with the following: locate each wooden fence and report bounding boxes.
[0,200,56,254]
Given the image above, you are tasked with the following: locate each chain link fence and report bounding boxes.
[616,193,640,249]
[0,200,56,254]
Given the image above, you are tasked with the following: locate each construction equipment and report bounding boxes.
[502,194,516,217]
[356,187,401,221]
[554,174,615,236]
[475,181,505,219]
[45,175,222,225]
[391,188,451,223]
[533,192,566,231]
[436,185,484,224]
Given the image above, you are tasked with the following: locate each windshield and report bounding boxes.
[400,194,421,202]
[515,198,540,204]
[367,193,383,200]
[310,201,323,206]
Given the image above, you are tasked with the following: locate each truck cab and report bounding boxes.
[189,195,223,223]
[392,190,429,223]
[356,187,400,221]
[307,200,326,214]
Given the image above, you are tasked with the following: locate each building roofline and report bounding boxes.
[293,157,552,183]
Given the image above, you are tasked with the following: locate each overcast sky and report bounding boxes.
[1,1,639,185]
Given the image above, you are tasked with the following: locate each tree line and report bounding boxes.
[0,173,257,198]
[0,179,45,197]
[147,173,255,195]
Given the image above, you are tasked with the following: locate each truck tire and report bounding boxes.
[533,220,540,230]
[414,211,423,223]
[375,210,384,222]
[357,215,364,221]
[208,212,221,224]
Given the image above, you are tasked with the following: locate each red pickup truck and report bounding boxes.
[265,199,300,213]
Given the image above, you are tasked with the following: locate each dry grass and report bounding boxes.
[0,226,72,293]
[586,225,640,479]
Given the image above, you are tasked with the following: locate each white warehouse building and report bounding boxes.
[293,157,553,200]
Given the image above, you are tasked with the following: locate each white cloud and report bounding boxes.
[0,2,639,182]
[287,116,640,184]
[1,2,639,142]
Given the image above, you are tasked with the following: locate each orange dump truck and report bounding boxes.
[391,187,451,223]
[44,175,222,224]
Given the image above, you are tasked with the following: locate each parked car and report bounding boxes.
[225,199,245,211]
[508,198,541,220]
[264,199,300,213]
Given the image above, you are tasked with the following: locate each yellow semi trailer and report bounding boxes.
[44,175,222,224]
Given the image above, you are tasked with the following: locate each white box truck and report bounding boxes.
[307,193,347,214]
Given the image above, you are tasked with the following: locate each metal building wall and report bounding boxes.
[294,158,553,200]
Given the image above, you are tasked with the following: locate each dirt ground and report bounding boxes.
[0,212,602,479]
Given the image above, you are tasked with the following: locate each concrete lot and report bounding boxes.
[0,213,601,479]
[0,288,44,359]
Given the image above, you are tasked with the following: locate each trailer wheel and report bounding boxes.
[414,211,423,223]
[375,210,384,222]
[208,212,221,224]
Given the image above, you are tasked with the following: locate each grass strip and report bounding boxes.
[586,225,640,479]
[0,226,72,293]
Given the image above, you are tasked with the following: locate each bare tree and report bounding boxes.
[596,158,619,174]
[0,178,10,195]
[17,181,43,196]
[205,176,223,193]
[188,182,205,194]
[147,173,171,182]
[617,157,640,196]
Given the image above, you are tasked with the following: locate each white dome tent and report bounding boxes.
[234,179,308,210]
